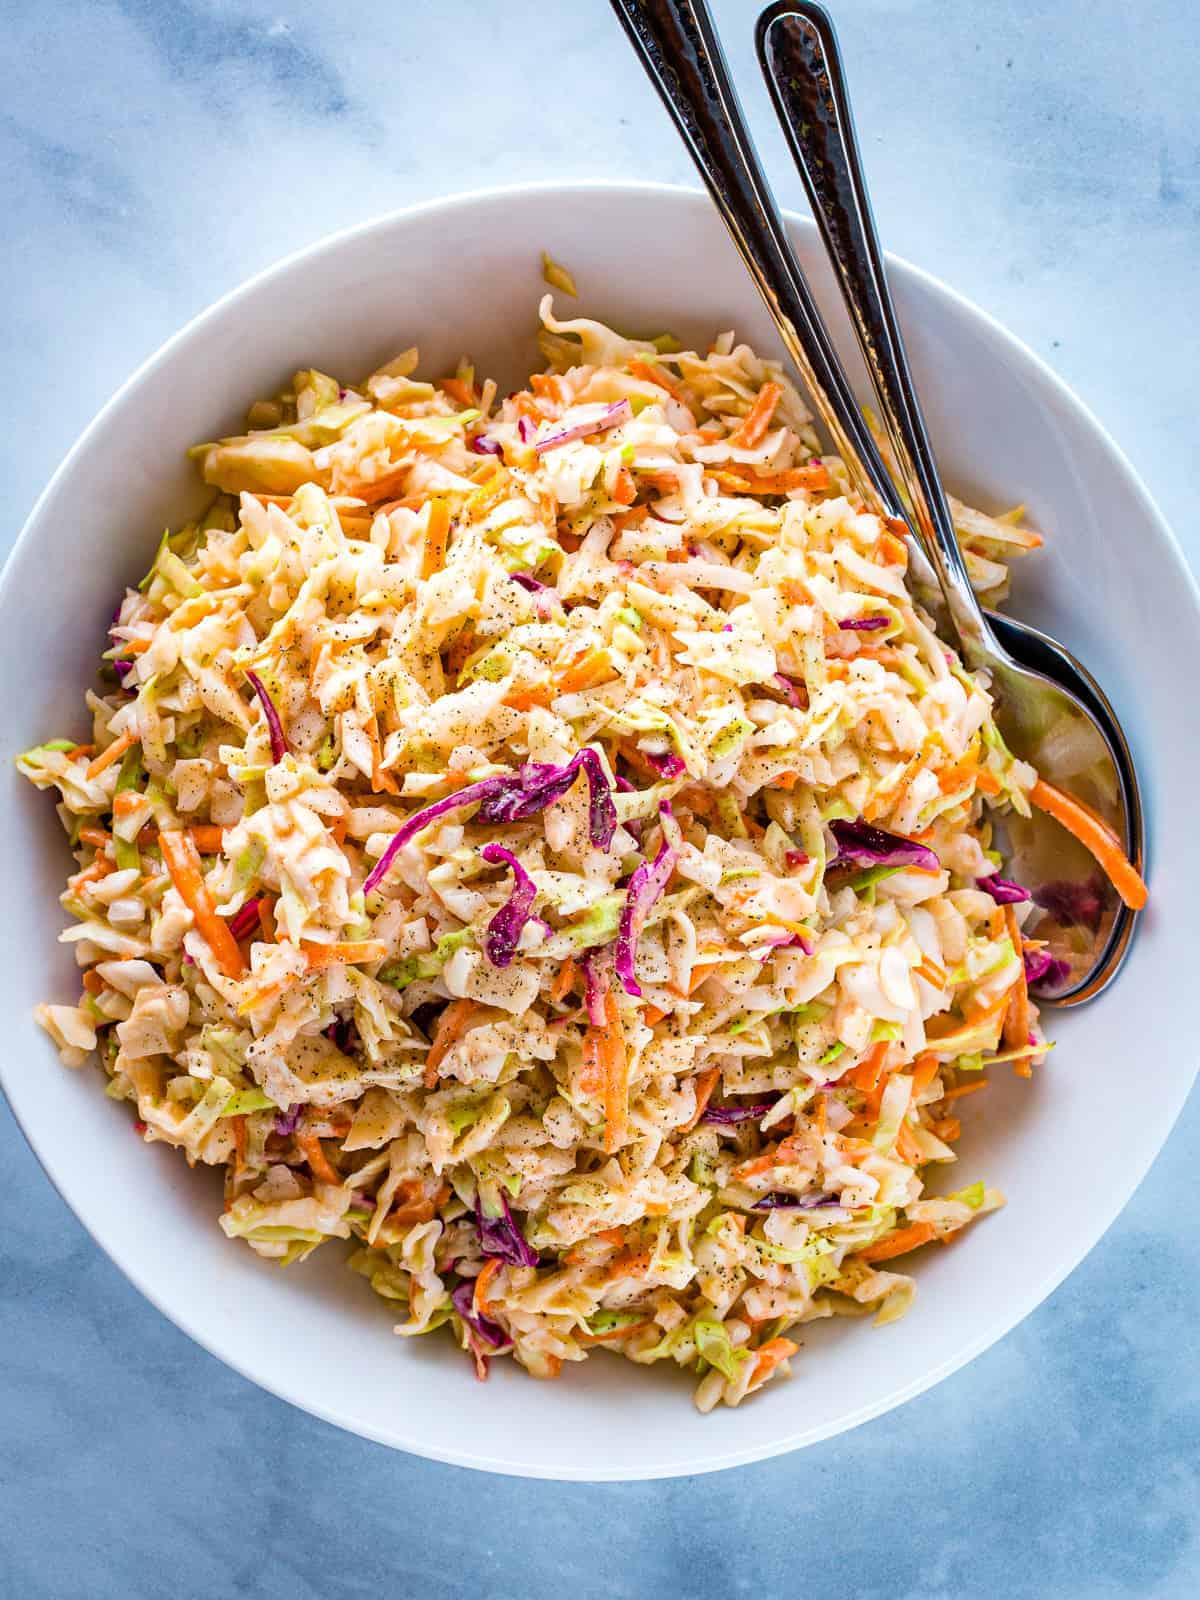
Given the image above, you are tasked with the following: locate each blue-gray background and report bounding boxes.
[2,2,1196,1595]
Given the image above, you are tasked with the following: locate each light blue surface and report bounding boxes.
[2,1,1197,1593]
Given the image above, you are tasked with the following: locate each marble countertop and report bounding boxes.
[2,2,1197,1595]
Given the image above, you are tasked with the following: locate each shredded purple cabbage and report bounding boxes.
[274,1105,302,1137]
[517,416,534,444]
[772,673,803,707]
[323,1015,358,1054]
[509,572,546,592]
[113,657,134,683]
[1023,948,1072,989]
[977,873,1032,904]
[480,843,538,968]
[226,898,261,940]
[756,929,813,958]
[838,616,889,632]
[469,433,503,456]
[752,1192,844,1211]
[644,749,686,779]
[244,669,288,764]
[451,1280,509,1348]
[363,750,616,895]
[831,817,940,873]
[614,805,678,997]
[533,399,631,456]
[475,1189,540,1267]
[614,774,637,793]
[701,1095,781,1126]
[1034,877,1105,931]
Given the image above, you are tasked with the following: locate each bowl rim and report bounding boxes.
[3,177,1197,1479]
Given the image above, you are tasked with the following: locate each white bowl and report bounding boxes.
[2,182,1196,1480]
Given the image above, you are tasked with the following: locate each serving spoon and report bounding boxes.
[609,0,1144,1002]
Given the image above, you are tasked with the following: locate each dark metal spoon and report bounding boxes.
[609,0,1144,1001]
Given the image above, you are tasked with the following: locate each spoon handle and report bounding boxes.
[607,0,899,519]
[756,1,992,663]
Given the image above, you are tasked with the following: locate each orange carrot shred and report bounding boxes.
[680,1067,721,1133]
[857,1221,937,1263]
[939,1078,990,1102]
[420,498,451,580]
[85,728,137,781]
[473,1258,502,1317]
[730,381,782,448]
[158,829,246,979]
[439,376,476,407]
[301,940,389,971]
[627,358,685,405]
[297,1127,339,1186]
[424,998,478,1090]
[747,1336,799,1390]
[598,988,629,1153]
[1029,777,1147,910]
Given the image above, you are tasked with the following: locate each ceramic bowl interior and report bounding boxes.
[2,182,1195,1479]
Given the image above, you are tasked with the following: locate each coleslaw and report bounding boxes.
[20,292,1146,1409]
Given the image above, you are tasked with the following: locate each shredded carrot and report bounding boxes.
[439,375,476,407]
[845,1040,890,1095]
[813,1092,828,1137]
[733,1137,800,1181]
[69,858,113,889]
[877,529,908,566]
[711,462,829,496]
[599,988,629,1154]
[579,1030,605,1097]
[857,1221,937,1263]
[297,1127,339,1186]
[604,1247,651,1281]
[258,896,277,943]
[915,954,947,989]
[940,1078,989,1102]
[81,969,105,995]
[85,728,137,781]
[685,959,722,996]
[420,498,451,580]
[301,939,389,971]
[680,1067,721,1134]
[642,1004,667,1026]
[557,647,612,695]
[229,1113,247,1175]
[1029,777,1147,910]
[747,1336,799,1390]
[473,1258,502,1317]
[389,1178,441,1227]
[502,685,552,712]
[550,957,579,1006]
[730,381,782,449]
[158,829,246,979]
[424,998,478,1090]
[364,710,399,795]
[628,357,685,405]
[910,1052,941,1095]
[924,994,1009,1053]
[188,825,226,855]
[611,465,637,505]
[78,825,112,850]
[894,1120,923,1165]
[66,743,95,759]
[1001,905,1032,1055]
